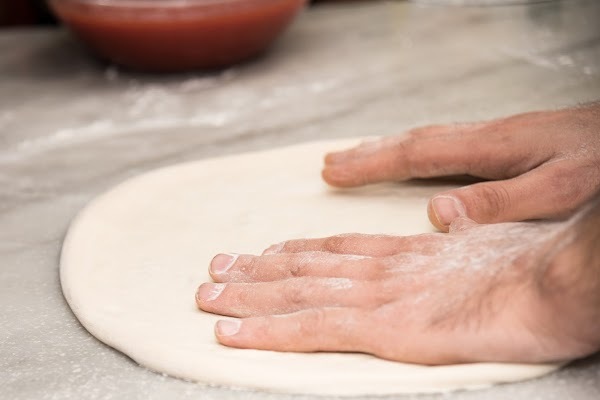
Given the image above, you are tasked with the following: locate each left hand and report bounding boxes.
[321,104,600,231]
[195,213,600,365]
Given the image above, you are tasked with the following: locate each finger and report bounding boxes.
[209,252,387,283]
[215,306,544,364]
[324,124,481,165]
[196,278,380,317]
[321,121,548,188]
[448,217,480,233]
[262,233,442,257]
[214,307,376,355]
[427,159,598,230]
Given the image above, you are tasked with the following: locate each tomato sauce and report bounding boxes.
[49,0,306,72]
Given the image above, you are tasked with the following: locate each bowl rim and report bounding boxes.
[49,0,295,8]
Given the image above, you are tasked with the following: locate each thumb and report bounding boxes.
[428,161,592,231]
[427,195,468,232]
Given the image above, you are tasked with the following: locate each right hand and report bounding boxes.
[197,196,600,364]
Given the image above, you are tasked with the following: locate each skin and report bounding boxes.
[322,103,600,231]
[196,104,600,364]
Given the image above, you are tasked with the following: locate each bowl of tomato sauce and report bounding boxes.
[48,0,306,72]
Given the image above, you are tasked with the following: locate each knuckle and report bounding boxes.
[239,256,260,277]
[473,184,512,220]
[406,124,446,139]
[283,284,307,307]
[406,126,430,139]
[361,259,387,281]
[395,137,414,156]
[288,259,306,277]
[323,235,352,252]
[401,134,456,177]
[393,139,419,176]
[300,308,327,337]
[275,240,290,252]
[227,287,251,316]
[365,281,391,306]
[546,164,588,214]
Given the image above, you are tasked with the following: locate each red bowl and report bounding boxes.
[48,0,306,72]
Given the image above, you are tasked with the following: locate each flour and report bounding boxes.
[61,139,561,395]
[323,277,353,290]
[205,284,226,302]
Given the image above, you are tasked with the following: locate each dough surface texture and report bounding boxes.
[61,139,560,395]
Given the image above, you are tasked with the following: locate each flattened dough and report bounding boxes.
[60,139,560,395]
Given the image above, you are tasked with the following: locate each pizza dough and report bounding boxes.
[60,139,561,395]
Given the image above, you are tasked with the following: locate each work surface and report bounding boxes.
[1,1,599,399]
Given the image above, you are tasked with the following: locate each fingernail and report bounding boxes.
[262,242,284,255]
[216,319,241,337]
[432,196,465,227]
[196,283,226,302]
[210,253,238,275]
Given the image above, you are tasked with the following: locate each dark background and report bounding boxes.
[0,0,332,26]
[0,0,56,26]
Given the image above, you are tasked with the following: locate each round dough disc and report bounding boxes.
[60,139,560,395]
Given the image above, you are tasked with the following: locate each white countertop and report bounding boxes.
[1,1,599,399]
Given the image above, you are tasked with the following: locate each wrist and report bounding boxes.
[540,194,600,359]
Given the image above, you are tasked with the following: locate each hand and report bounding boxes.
[322,103,600,231]
[196,199,600,364]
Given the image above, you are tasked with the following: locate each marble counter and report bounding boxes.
[1,0,599,399]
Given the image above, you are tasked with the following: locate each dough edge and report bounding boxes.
[60,139,564,396]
